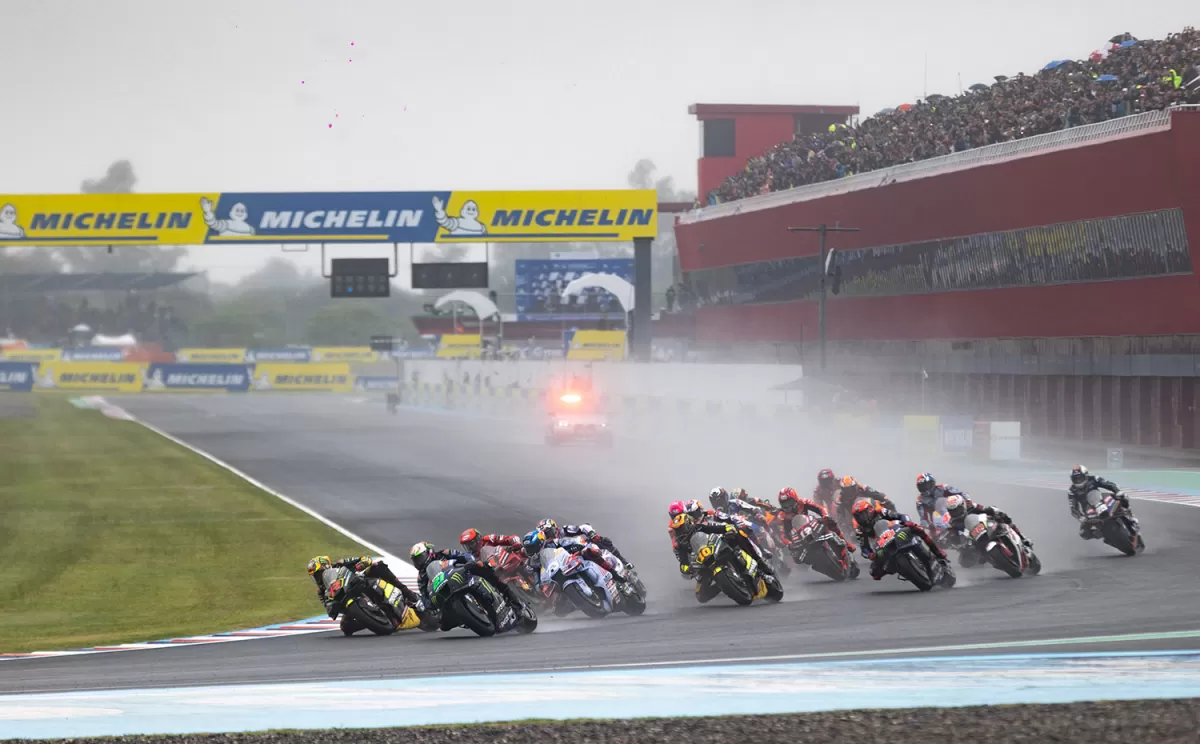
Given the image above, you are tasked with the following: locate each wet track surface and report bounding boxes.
[4,395,1200,694]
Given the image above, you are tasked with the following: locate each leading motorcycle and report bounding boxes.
[324,565,433,636]
[690,530,784,606]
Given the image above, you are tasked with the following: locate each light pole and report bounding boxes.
[787,224,860,373]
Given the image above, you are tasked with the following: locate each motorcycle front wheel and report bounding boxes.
[455,593,497,637]
[564,581,609,618]
[896,550,933,591]
[714,566,754,606]
[1103,519,1137,556]
[344,596,395,636]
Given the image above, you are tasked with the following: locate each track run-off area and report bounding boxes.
[3,394,1200,736]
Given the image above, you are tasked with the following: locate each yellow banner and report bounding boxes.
[435,190,658,243]
[437,335,482,359]
[176,348,247,364]
[2,348,62,362]
[35,362,143,392]
[251,363,352,392]
[311,346,378,363]
[566,330,626,361]
[0,193,214,246]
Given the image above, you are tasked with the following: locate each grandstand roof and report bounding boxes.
[0,272,198,293]
[688,103,860,117]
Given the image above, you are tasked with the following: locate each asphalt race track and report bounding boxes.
[4,394,1200,694]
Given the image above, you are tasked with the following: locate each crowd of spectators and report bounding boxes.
[1,295,183,346]
[709,28,1200,204]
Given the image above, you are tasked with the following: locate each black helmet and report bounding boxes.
[916,472,937,495]
[709,487,730,512]
[1071,465,1089,485]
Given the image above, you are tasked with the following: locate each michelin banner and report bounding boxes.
[62,347,125,362]
[251,363,353,392]
[311,346,377,363]
[2,348,61,363]
[246,348,311,363]
[354,376,399,391]
[0,191,657,246]
[0,362,36,392]
[176,348,246,364]
[35,362,143,392]
[144,364,252,392]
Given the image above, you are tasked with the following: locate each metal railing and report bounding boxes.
[680,107,1195,226]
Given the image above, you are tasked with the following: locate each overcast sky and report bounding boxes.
[0,0,1194,282]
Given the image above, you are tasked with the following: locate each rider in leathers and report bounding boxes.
[776,488,855,550]
[710,488,783,554]
[537,518,632,566]
[944,494,1030,565]
[851,498,952,580]
[307,555,426,622]
[915,473,967,529]
[1068,465,1140,540]
[670,512,768,602]
[410,543,528,629]
[459,529,521,561]
[813,469,840,512]
[668,502,776,581]
[837,477,896,521]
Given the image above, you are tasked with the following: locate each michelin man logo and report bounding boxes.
[254,370,273,391]
[37,365,56,389]
[432,196,487,236]
[145,368,167,390]
[0,203,25,239]
[200,197,256,237]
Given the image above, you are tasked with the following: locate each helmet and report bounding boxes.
[306,555,332,576]
[684,499,705,520]
[817,469,836,487]
[839,475,858,490]
[537,518,559,540]
[668,500,688,518]
[1070,465,1089,485]
[409,541,435,569]
[851,498,878,529]
[670,512,696,533]
[521,529,545,557]
[945,494,967,519]
[916,472,937,495]
[709,488,730,512]
[732,488,750,501]
[459,528,481,555]
[778,487,800,513]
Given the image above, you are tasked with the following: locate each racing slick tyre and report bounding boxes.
[1103,519,1137,556]
[344,596,395,636]
[714,568,754,606]
[897,551,933,592]
[990,542,1023,579]
[456,593,496,637]
[565,582,609,618]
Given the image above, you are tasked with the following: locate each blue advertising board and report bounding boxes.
[0,362,36,392]
[62,347,125,362]
[515,258,634,321]
[940,415,976,454]
[246,348,312,363]
[143,364,253,392]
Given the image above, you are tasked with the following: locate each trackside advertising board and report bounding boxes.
[246,348,312,363]
[62,347,125,362]
[564,330,626,361]
[251,363,353,392]
[354,376,399,391]
[311,347,377,363]
[143,364,253,392]
[0,191,657,245]
[0,362,36,392]
[1,348,61,363]
[34,362,143,392]
[176,348,247,363]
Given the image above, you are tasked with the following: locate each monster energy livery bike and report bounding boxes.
[425,561,538,637]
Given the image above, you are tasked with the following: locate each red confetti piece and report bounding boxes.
[328,123,333,128]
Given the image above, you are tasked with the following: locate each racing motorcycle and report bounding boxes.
[787,513,859,581]
[690,530,784,606]
[1082,489,1144,556]
[926,496,956,550]
[324,565,433,636]
[425,561,538,636]
[961,512,1041,578]
[554,536,648,614]
[537,543,644,618]
[485,546,543,608]
[871,520,956,592]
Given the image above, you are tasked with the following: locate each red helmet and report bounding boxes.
[818,469,837,487]
[851,498,879,528]
[778,487,800,512]
[459,527,481,554]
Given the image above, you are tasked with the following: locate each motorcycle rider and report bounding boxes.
[813,468,840,512]
[731,487,777,513]
[850,497,952,580]
[776,487,855,551]
[535,518,632,566]
[915,473,967,529]
[944,493,1031,564]
[670,511,768,603]
[710,488,783,554]
[409,541,529,628]
[306,554,426,623]
[668,500,776,580]
[1068,465,1140,540]
[459,528,521,561]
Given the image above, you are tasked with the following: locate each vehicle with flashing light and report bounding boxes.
[544,386,613,447]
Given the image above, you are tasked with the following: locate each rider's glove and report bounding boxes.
[679,563,693,579]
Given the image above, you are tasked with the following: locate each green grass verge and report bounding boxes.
[0,397,365,653]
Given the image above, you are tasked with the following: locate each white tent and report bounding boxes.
[90,333,138,347]
[560,273,634,311]
[434,290,499,319]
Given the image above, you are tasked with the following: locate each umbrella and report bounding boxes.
[1109,34,1136,44]
[994,75,1008,83]
[969,83,989,91]
[874,108,896,116]
[926,93,947,101]
[1089,49,1106,62]
[1119,39,1138,48]
[1042,59,1068,71]
[1096,74,1120,83]
[896,103,913,112]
